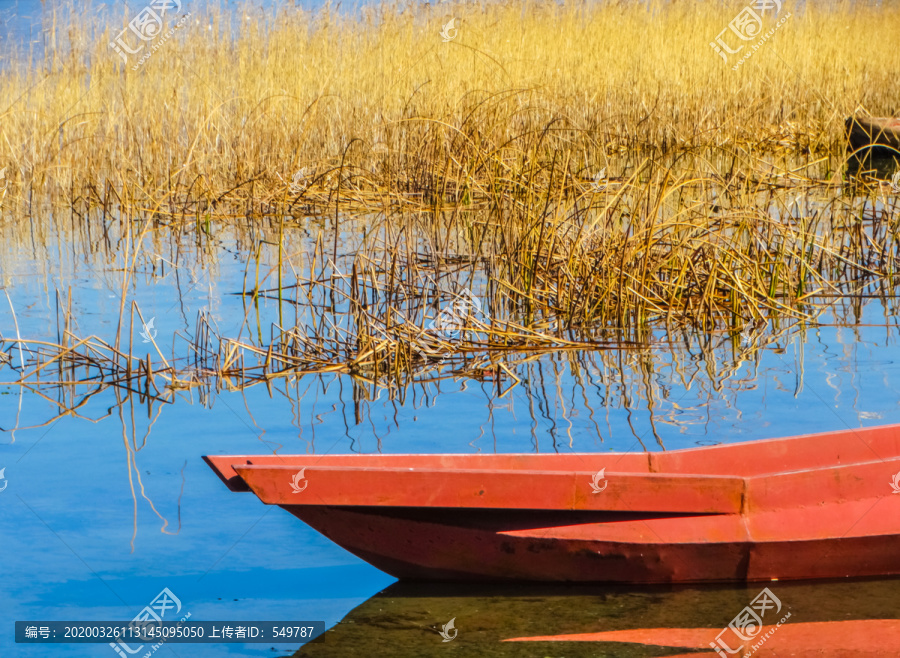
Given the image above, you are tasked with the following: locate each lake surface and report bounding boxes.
[3,2,900,657]
[2,205,900,657]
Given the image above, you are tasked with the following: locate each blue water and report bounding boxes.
[0,0,374,52]
[2,213,900,656]
[3,2,900,657]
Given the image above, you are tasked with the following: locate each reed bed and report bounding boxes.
[0,282,823,450]
[1,0,900,397]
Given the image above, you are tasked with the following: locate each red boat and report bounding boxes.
[204,424,900,583]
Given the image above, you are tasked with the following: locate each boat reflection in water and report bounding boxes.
[296,578,900,656]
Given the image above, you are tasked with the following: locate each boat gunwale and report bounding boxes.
[203,421,900,490]
[232,463,745,513]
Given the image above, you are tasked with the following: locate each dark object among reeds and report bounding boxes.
[846,115,900,153]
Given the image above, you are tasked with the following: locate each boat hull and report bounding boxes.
[283,505,900,584]
[205,423,900,584]
[284,506,748,583]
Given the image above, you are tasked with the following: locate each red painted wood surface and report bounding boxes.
[204,423,900,583]
[232,464,744,513]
